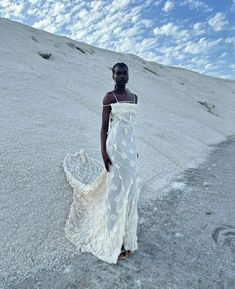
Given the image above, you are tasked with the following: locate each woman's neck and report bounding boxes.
[115,84,127,93]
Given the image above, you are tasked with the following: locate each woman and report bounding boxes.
[101,62,139,260]
[63,62,140,264]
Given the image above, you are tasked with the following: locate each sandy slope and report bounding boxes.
[0,17,235,283]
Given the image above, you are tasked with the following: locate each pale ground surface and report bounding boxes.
[2,137,235,289]
[0,18,235,288]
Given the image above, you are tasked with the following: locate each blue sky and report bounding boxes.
[1,0,235,79]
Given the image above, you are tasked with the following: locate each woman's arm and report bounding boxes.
[100,93,112,171]
[134,93,139,159]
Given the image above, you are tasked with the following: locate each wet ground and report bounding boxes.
[2,136,235,289]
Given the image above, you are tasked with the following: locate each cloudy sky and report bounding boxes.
[1,0,235,79]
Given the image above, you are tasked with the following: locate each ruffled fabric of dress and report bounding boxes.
[63,150,106,248]
[63,148,143,264]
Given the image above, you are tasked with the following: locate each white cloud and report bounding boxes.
[140,19,153,28]
[193,22,206,35]
[78,8,89,19]
[114,37,133,52]
[54,13,70,26]
[0,0,11,8]
[184,37,222,54]
[225,37,235,46]
[90,1,103,11]
[0,0,25,19]
[219,52,227,58]
[153,0,162,7]
[136,38,156,53]
[28,0,39,4]
[204,63,217,70]
[153,22,190,42]
[110,0,130,11]
[144,52,173,65]
[158,45,185,61]
[178,56,223,78]
[208,12,228,31]
[51,2,65,16]
[162,1,174,12]
[181,0,211,11]
[231,0,235,11]
[32,16,57,33]
[63,1,155,57]
[153,22,179,36]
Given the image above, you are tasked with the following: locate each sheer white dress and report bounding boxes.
[63,92,140,264]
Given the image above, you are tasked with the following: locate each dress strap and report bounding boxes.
[112,90,136,103]
[112,91,119,103]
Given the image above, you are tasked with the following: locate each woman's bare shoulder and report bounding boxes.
[129,91,138,104]
[102,91,115,106]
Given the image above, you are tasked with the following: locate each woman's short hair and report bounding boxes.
[112,62,128,75]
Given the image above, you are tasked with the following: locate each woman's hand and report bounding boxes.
[102,151,112,172]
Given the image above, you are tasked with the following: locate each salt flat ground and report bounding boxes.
[2,136,235,289]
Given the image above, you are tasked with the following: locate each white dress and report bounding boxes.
[63,93,140,264]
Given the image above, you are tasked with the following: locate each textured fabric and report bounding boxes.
[63,102,140,264]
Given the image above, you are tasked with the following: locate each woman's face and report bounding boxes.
[113,66,129,86]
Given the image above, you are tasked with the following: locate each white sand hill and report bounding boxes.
[0,17,235,283]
